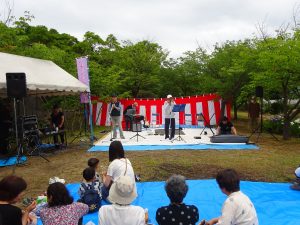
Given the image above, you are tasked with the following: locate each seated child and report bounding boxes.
[78,167,103,213]
[291,166,300,190]
[88,158,101,182]
[206,169,258,225]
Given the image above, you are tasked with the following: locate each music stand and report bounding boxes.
[171,104,186,143]
[199,113,215,135]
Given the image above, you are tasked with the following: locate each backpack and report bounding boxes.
[80,182,101,213]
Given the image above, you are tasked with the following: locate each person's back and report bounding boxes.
[206,169,258,225]
[107,158,135,183]
[40,202,87,225]
[41,182,88,225]
[156,203,199,225]
[218,191,258,225]
[99,204,145,225]
[79,167,102,212]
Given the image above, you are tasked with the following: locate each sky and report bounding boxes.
[1,0,299,57]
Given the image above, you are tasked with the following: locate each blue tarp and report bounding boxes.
[88,144,258,152]
[0,156,27,167]
[37,179,300,225]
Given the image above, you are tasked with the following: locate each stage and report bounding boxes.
[88,127,258,152]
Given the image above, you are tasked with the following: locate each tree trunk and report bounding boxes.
[282,83,290,140]
[283,118,290,140]
[233,100,238,120]
[220,99,226,119]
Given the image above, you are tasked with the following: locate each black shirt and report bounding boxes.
[0,204,22,225]
[219,121,233,134]
[110,102,121,117]
[51,111,64,129]
[156,203,199,225]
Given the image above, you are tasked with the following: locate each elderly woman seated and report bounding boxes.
[156,174,200,225]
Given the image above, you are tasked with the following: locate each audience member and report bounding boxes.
[102,141,136,200]
[88,158,101,182]
[99,175,146,225]
[156,175,199,225]
[40,182,88,225]
[78,167,102,212]
[291,166,300,190]
[206,169,258,225]
[0,175,37,225]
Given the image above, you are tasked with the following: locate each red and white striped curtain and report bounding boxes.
[91,94,231,127]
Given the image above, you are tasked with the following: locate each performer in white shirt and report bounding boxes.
[206,169,259,225]
[164,94,176,140]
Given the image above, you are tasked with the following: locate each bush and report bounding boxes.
[263,117,300,137]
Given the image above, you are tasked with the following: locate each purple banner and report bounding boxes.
[76,57,90,103]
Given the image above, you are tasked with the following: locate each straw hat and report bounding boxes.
[108,176,137,205]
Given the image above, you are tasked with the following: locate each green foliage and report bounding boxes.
[264,117,300,137]
[0,12,299,138]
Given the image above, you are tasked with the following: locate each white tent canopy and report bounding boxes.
[0,52,89,97]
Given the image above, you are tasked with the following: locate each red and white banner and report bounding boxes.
[91,94,231,127]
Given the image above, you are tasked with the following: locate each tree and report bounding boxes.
[203,41,254,119]
[252,31,300,139]
[117,40,167,98]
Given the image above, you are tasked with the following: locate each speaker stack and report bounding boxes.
[6,73,27,98]
[255,86,263,98]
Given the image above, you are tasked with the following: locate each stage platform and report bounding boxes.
[88,128,258,152]
[37,179,300,225]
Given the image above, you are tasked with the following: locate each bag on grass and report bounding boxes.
[79,182,101,213]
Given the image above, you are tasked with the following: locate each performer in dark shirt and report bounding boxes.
[50,104,65,146]
[123,102,138,131]
[109,94,125,139]
[217,116,237,135]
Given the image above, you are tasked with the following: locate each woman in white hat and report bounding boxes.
[164,94,176,140]
[98,175,147,225]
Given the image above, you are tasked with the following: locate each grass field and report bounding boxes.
[0,112,299,200]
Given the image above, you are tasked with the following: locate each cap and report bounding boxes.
[167,94,172,98]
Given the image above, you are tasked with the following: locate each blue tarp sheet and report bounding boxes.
[37,179,300,225]
[88,144,258,152]
[0,156,27,167]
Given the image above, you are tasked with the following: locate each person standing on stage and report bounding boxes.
[164,94,176,140]
[109,94,125,139]
[124,102,138,131]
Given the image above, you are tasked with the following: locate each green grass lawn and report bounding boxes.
[0,111,299,199]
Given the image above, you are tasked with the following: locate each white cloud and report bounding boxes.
[7,0,299,57]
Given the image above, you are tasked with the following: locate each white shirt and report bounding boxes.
[164,101,176,119]
[107,158,135,183]
[217,191,259,225]
[99,204,145,225]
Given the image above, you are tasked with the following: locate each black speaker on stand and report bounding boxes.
[5,73,27,171]
[248,86,279,142]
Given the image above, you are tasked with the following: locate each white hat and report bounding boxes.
[108,176,137,205]
[295,167,300,178]
[167,94,172,98]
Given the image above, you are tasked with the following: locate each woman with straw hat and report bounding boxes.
[98,175,147,225]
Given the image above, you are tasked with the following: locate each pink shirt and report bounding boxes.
[40,202,88,225]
